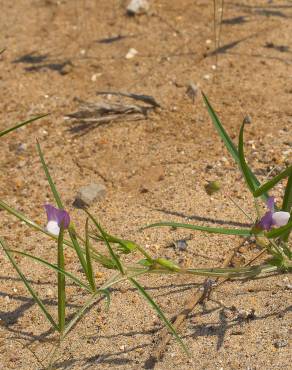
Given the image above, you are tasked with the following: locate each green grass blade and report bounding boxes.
[267,219,292,239]
[92,232,153,262]
[185,264,276,277]
[281,171,292,242]
[85,210,124,274]
[202,92,240,164]
[0,238,58,331]
[253,165,292,197]
[68,227,88,276]
[36,140,63,209]
[7,249,91,291]
[57,226,66,334]
[143,221,251,236]
[85,218,96,292]
[238,122,256,192]
[129,277,189,355]
[202,92,268,200]
[0,114,49,138]
[283,171,292,212]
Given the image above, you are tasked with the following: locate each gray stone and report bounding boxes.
[74,183,106,208]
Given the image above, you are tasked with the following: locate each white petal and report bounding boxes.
[46,220,60,236]
[272,211,290,227]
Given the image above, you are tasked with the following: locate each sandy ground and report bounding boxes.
[0,1,291,369]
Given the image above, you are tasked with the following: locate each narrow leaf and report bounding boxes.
[143,221,251,236]
[85,218,96,292]
[36,140,63,209]
[282,170,292,212]
[68,227,88,276]
[202,92,268,200]
[202,92,240,164]
[0,114,49,138]
[129,277,189,355]
[0,238,58,331]
[238,122,256,192]
[254,165,292,197]
[92,232,153,262]
[281,171,292,242]
[57,226,66,333]
[85,210,124,274]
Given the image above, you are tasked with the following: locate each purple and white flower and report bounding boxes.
[44,204,70,236]
[257,197,290,231]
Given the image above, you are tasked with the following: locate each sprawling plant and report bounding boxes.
[0,92,291,368]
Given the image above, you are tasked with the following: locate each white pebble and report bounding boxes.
[125,48,138,59]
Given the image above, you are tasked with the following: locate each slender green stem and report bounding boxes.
[85,219,96,292]
[57,226,66,334]
[84,210,124,274]
[96,233,154,262]
[0,114,49,138]
[68,226,88,277]
[125,263,280,278]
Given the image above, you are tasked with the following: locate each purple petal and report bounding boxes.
[56,209,70,228]
[44,204,70,229]
[266,196,275,212]
[44,204,59,222]
[258,211,273,231]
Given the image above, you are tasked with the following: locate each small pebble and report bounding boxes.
[274,339,288,348]
[16,143,27,153]
[46,288,54,297]
[125,48,138,59]
[174,239,188,251]
[127,0,149,15]
[74,183,106,208]
[91,73,102,82]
